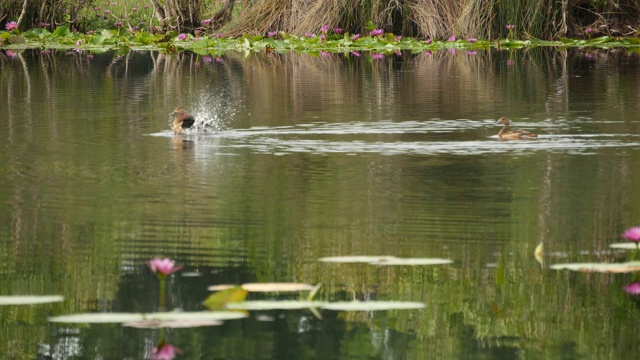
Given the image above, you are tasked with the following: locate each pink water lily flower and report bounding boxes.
[177,33,186,41]
[152,343,183,360]
[147,258,183,277]
[370,29,384,36]
[5,21,18,31]
[622,227,640,242]
[624,282,640,295]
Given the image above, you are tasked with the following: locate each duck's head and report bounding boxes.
[170,106,188,118]
[497,116,510,125]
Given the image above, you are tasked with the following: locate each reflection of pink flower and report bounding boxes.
[215,57,223,63]
[320,51,330,57]
[350,51,360,57]
[5,50,17,58]
[147,258,183,277]
[151,343,183,360]
[624,282,640,295]
[370,29,384,36]
[5,21,18,31]
[622,227,640,242]
[371,52,385,60]
[506,59,515,66]
[177,33,186,40]
[467,50,477,55]
[202,56,212,63]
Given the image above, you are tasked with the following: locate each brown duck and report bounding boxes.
[170,107,196,134]
[497,116,537,140]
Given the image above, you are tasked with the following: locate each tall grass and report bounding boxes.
[2,0,638,38]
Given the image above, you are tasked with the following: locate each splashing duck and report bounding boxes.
[497,116,537,140]
[170,107,196,135]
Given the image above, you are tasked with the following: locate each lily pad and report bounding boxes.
[549,261,640,273]
[319,256,398,263]
[609,243,640,250]
[369,258,453,266]
[49,311,247,324]
[226,300,326,310]
[319,256,453,266]
[321,301,426,311]
[0,295,64,305]
[208,283,315,292]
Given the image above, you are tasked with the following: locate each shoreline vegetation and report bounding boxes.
[1,0,639,53]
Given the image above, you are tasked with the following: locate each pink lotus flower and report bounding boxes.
[370,29,384,36]
[622,227,640,242]
[147,258,183,277]
[151,343,183,360]
[625,282,640,295]
[5,21,18,31]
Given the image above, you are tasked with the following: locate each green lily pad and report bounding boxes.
[321,301,426,311]
[0,295,64,305]
[49,311,247,324]
[609,242,640,250]
[208,283,315,292]
[550,261,640,273]
[319,256,452,265]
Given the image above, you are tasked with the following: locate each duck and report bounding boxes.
[170,107,196,134]
[496,116,537,140]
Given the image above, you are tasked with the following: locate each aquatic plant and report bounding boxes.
[622,227,640,242]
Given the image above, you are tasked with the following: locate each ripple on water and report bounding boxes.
[150,119,640,156]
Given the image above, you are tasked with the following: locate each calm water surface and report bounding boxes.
[2,48,640,359]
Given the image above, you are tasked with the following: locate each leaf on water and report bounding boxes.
[321,301,426,311]
[369,258,453,266]
[534,242,544,267]
[319,256,453,266]
[123,319,223,329]
[226,300,327,310]
[609,243,640,250]
[318,256,399,263]
[0,295,64,305]
[202,287,248,310]
[49,311,247,324]
[549,261,640,273]
[208,283,315,292]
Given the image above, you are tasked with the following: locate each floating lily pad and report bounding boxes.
[49,311,247,324]
[550,261,640,273]
[319,256,452,265]
[319,256,398,263]
[225,300,426,311]
[369,258,453,266]
[610,243,640,250]
[321,301,426,311]
[0,295,64,305]
[123,319,223,328]
[208,283,315,292]
[226,300,326,310]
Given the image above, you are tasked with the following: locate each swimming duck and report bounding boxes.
[497,116,537,140]
[170,107,196,134]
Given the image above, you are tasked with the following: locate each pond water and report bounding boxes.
[2,47,640,359]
